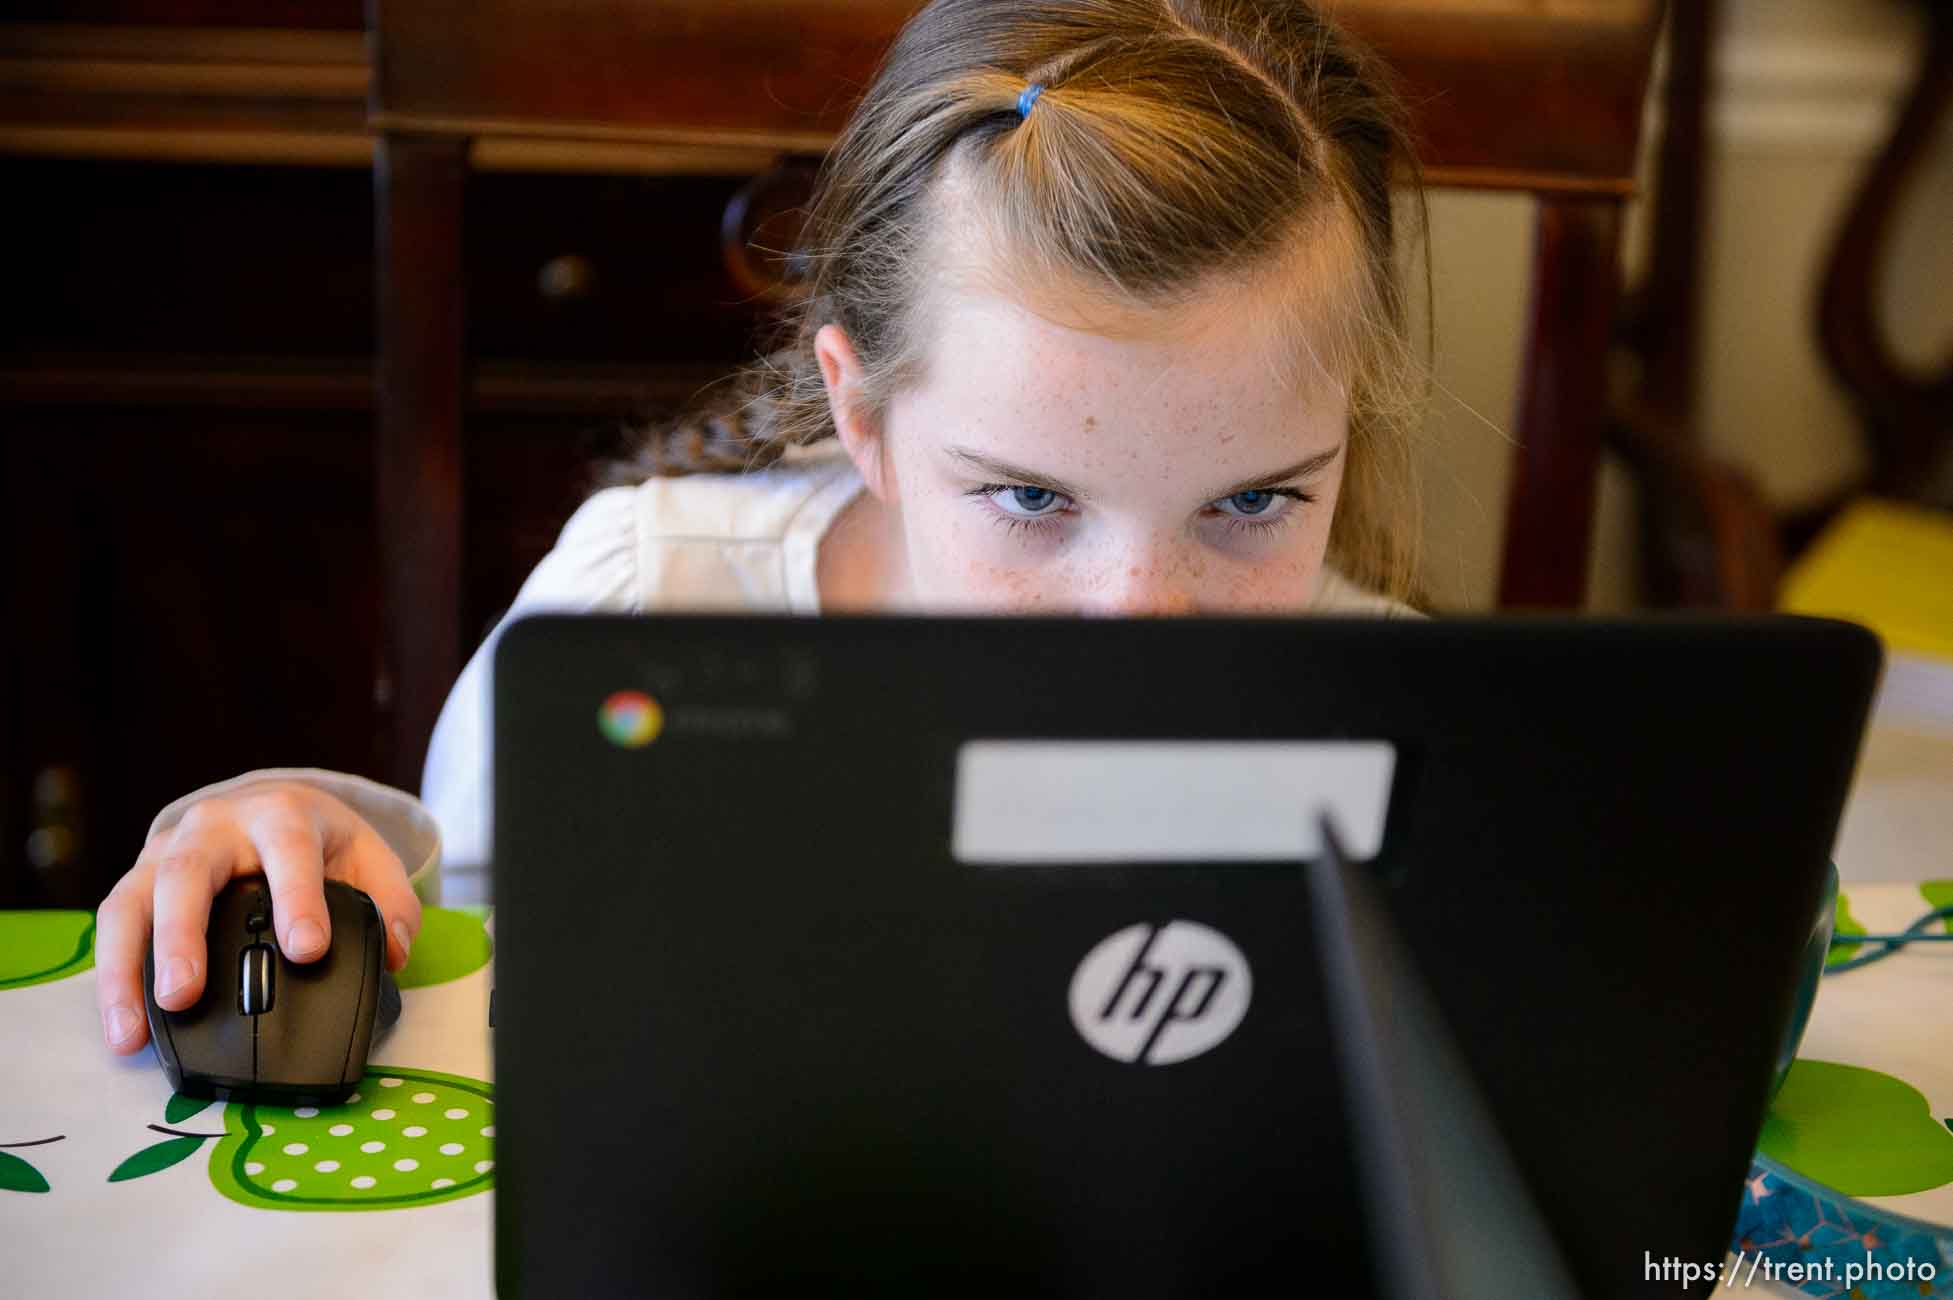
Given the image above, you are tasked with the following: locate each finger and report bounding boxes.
[95,871,157,1054]
[148,810,244,1012]
[339,822,420,973]
[242,793,330,964]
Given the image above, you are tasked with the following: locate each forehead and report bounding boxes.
[902,169,1361,430]
[899,269,1351,450]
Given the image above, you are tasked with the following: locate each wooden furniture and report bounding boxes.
[1613,0,1953,608]
[370,0,1667,789]
[1608,0,1786,608]
[1812,0,1953,518]
[0,13,790,907]
[0,1,1667,903]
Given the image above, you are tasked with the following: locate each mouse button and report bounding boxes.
[147,971,257,1095]
[256,883,386,1092]
[321,880,383,943]
[255,966,360,1091]
[202,894,254,1007]
[210,875,264,931]
[142,882,251,1030]
[143,877,262,1095]
[257,935,378,1092]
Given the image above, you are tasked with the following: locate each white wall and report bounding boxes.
[1409,0,1952,611]
[1409,189,1645,614]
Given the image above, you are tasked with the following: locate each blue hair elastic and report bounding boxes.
[1017,82,1046,119]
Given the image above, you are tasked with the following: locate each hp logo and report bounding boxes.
[1068,921,1252,1066]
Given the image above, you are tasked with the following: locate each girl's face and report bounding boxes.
[817,267,1350,615]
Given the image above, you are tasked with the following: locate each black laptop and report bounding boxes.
[489,613,1879,1299]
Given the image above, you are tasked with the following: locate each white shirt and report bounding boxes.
[148,441,1418,895]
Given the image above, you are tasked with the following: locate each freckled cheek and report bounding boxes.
[915,511,1061,610]
[1207,561,1317,613]
[1201,522,1331,612]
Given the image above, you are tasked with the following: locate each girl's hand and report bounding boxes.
[94,781,422,1055]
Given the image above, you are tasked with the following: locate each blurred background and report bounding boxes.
[1419,0,1953,613]
[3,0,1949,908]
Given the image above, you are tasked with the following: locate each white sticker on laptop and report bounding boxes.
[951,740,1394,863]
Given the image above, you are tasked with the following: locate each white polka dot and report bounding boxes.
[474,1159,494,1174]
[371,1108,396,1121]
[431,1178,455,1190]
[379,1077,402,1088]
[393,1158,419,1172]
[328,1124,354,1137]
[346,1092,361,1104]
[402,1125,427,1138]
[480,1125,495,1138]
[440,1142,464,1156]
[244,1162,265,1176]
[271,1178,297,1193]
[360,1140,385,1154]
[281,1142,308,1157]
[350,1175,376,1190]
[410,1091,436,1104]
[257,1123,276,1136]
[444,1108,469,1120]
[314,1160,340,1173]
[293,1106,318,1118]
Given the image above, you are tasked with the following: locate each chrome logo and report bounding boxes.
[597,690,663,748]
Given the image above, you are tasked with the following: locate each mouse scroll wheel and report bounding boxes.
[239,942,275,1016]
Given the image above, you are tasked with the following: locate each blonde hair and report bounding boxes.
[600,0,1429,603]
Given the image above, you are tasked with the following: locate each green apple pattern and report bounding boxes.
[0,911,97,1192]
[0,1143,56,1194]
[3,905,496,1207]
[1759,1058,1953,1196]
[395,903,493,989]
[214,1067,495,1210]
[0,910,95,990]
[104,1069,495,1211]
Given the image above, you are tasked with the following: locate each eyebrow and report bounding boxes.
[944,443,1344,504]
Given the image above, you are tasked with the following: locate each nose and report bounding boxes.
[1077,558,1200,618]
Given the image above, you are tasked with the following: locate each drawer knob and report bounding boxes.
[537,254,598,303]
[26,763,83,872]
[721,156,821,306]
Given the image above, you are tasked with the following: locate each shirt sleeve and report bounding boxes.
[145,767,446,902]
[1312,566,1427,618]
[143,485,643,896]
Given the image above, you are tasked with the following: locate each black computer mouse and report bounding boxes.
[142,876,401,1106]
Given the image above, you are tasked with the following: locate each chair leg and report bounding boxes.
[1498,196,1624,610]
[1816,1,1953,504]
[375,131,470,793]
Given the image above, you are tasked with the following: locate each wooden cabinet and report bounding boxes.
[2,51,779,906]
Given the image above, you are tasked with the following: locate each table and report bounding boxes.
[1,905,496,1298]
[4,677,1948,1297]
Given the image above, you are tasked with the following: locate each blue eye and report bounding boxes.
[964,482,1075,538]
[963,479,1315,541]
[1212,486,1317,533]
[1006,486,1061,515]
[1227,490,1275,515]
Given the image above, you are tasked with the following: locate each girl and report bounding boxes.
[97,0,1426,1055]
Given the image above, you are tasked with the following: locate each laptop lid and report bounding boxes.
[490,613,1879,1299]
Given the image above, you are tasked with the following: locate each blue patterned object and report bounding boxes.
[1732,1155,1953,1297]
